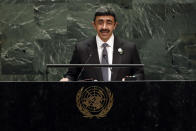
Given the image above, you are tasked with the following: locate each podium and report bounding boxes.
[0,81,195,131]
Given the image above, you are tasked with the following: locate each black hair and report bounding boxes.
[93,6,117,22]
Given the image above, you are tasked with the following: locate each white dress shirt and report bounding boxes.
[96,34,114,81]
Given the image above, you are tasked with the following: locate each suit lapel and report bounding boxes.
[111,37,122,81]
[87,37,103,81]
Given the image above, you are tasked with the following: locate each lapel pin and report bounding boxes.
[118,48,123,55]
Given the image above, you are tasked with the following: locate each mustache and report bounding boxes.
[100,29,110,33]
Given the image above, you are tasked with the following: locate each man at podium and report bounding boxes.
[60,6,144,81]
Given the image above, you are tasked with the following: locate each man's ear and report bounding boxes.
[92,21,96,29]
[114,22,118,30]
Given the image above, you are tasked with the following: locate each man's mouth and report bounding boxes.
[100,29,110,34]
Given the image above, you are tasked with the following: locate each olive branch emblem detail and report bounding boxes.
[76,86,114,119]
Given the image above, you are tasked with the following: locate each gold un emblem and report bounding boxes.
[76,86,114,118]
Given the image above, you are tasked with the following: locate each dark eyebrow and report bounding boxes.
[106,19,113,22]
[97,19,104,22]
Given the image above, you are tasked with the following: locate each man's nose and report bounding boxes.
[103,23,107,29]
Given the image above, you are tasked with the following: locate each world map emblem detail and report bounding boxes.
[76,86,114,118]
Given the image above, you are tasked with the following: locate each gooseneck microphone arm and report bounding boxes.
[76,53,92,81]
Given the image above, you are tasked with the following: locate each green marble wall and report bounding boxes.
[0,0,196,81]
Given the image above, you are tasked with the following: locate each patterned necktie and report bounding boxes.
[101,43,109,81]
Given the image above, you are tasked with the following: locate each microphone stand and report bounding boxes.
[76,54,92,81]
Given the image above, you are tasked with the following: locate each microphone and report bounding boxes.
[76,53,92,81]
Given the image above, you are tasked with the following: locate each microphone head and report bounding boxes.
[103,54,107,58]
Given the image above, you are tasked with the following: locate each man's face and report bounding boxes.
[92,15,117,42]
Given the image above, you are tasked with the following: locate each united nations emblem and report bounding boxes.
[76,86,113,119]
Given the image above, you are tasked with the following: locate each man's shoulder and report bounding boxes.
[77,37,95,47]
[116,37,136,48]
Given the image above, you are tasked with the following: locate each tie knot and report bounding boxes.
[102,43,108,48]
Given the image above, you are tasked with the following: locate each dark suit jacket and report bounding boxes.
[64,36,144,81]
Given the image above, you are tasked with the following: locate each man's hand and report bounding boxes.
[60,78,70,82]
[122,75,136,81]
[122,77,126,81]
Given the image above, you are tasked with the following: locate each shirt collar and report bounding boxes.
[96,34,114,48]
